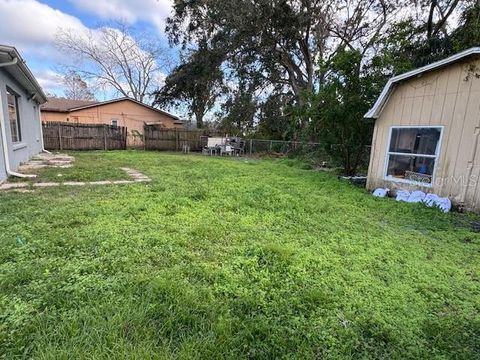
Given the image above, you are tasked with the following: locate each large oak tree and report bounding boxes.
[165,0,396,107]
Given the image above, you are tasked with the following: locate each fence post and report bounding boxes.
[270,140,273,151]
[175,128,179,151]
[143,125,147,150]
[58,124,63,151]
[249,139,253,155]
[103,125,108,150]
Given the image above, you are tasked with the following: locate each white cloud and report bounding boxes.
[69,0,173,34]
[0,0,95,95]
[33,69,63,94]
[153,71,167,88]
[0,0,173,98]
[0,0,89,58]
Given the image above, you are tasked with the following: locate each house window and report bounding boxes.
[111,119,118,127]
[6,88,21,143]
[385,126,442,186]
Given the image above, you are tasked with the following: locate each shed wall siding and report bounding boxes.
[367,58,480,210]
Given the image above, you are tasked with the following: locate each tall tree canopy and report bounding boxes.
[380,0,476,69]
[166,0,396,106]
[154,40,225,128]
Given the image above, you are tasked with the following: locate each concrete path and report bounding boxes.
[0,167,151,191]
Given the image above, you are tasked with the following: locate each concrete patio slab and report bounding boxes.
[19,152,75,172]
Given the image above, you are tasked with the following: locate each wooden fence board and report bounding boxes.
[144,126,224,151]
[42,122,127,150]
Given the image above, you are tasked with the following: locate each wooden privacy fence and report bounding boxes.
[43,122,127,150]
[144,126,224,151]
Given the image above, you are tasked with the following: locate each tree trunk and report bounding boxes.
[195,110,204,128]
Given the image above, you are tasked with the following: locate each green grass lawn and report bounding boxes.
[1,151,479,359]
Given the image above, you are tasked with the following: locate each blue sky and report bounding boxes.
[0,0,175,99]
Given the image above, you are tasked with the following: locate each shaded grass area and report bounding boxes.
[0,151,479,359]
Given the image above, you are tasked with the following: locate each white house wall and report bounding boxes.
[0,68,43,182]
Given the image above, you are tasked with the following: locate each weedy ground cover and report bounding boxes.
[0,151,479,359]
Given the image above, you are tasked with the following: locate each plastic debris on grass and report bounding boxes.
[372,188,452,212]
[372,188,389,197]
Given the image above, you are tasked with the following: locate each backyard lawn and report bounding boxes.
[0,151,479,359]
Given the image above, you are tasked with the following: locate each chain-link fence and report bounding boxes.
[244,139,371,170]
[140,128,370,171]
[245,139,332,163]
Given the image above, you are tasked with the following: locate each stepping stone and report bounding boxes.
[33,182,60,187]
[89,181,112,185]
[17,164,47,171]
[120,167,151,181]
[17,152,75,177]
[0,182,29,190]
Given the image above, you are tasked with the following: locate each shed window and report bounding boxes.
[111,119,118,127]
[385,127,442,185]
[7,88,21,143]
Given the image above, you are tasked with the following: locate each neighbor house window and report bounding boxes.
[111,119,118,127]
[385,126,442,185]
[7,88,21,143]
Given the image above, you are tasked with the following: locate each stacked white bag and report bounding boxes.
[372,188,452,212]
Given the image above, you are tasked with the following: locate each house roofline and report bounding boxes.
[364,47,480,119]
[40,108,69,113]
[0,45,47,104]
[67,97,181,120]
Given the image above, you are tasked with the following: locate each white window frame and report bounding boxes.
[6,87,22,143]
[383,125,444,188]
[111,119,119,127]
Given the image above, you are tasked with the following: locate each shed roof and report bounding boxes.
[0,45,47,103]
[364,47,480,119]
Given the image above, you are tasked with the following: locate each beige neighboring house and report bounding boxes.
[41,97,183,147]
[365,47,480,211]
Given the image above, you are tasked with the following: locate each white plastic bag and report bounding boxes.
[423,193,440,207]
[435,197,452,213]
[396,190,411,202]
[407,190,426,203]
[372,188,389,198]
[422,193,451,212]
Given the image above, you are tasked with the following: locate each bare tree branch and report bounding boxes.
[55,22,170,103]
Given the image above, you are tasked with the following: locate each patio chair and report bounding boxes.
[225,145,234,156]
